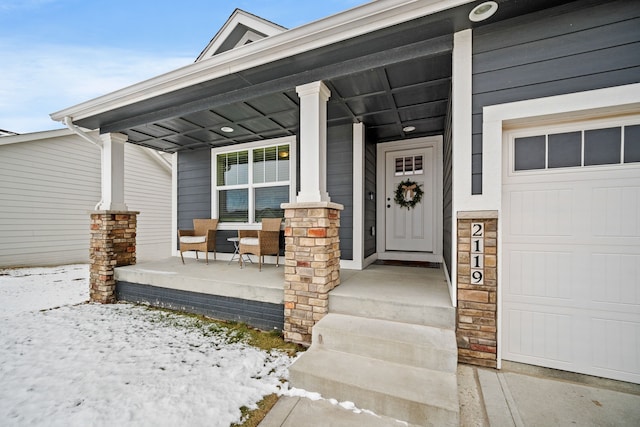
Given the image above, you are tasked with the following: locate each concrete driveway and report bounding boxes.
[459,362,640,427]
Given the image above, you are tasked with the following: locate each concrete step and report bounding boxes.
[329,290,455,330]
[289,348,459,427]
[312,313,457,373]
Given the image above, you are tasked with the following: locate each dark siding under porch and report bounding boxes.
[176,127,354,260]
[471,0,640,194]
[177,149,211,231]
[364,138,377,258]
[327,124,354,260]
[116,281,284,331]
[442,93,453,275]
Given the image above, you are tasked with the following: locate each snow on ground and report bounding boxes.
[0,264,88,315]
[0,265,293,427]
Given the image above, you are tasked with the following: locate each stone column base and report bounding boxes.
[281,201,343,345]
[89,211,139,304]
[456,211,498,368]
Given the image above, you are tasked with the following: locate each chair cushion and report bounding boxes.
[180,236,206,244]
[239,237,259,245]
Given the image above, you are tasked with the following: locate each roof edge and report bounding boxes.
[195,8,287,62]
[0,128,79,146]
[50,0,474,126]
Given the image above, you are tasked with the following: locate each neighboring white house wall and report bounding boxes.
[0,131,101,267]
[124,144,172,261]
[0,130,171,267]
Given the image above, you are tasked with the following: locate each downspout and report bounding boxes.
[63,116,104,209]
[63,116,103,148]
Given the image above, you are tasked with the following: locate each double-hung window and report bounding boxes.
[212,137,295,226]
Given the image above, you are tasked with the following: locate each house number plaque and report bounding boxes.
[471,222,484,285]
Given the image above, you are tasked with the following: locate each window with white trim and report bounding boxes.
[212,137,295,225]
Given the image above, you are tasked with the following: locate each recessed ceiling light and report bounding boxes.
[403,126,416,133]
[469,1,498,22]
[221,126,234,133]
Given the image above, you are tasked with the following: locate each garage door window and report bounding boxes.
[625,124,640,163]
[513,123,640,171]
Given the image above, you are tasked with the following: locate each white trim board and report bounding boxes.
[449,28,473,307]
[351,122,366,270]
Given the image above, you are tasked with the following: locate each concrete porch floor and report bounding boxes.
[115,258,453,311]
[114,256,285,305]
[335,264,452,315]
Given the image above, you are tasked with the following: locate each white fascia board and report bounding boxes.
[196,9,287,62]
[50,0,474,124]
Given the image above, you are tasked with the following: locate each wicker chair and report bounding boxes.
[238,218,282,271]
[178,219,218,264]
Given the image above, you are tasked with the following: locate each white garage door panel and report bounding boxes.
[504,307,574,364]
[503,166,640,383]
[507,188,574,237]
[592,318,640,379]
[592,186,640,237]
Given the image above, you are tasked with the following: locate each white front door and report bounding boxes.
[385,146,434,252]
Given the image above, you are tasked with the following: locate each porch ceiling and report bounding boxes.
[122,51,453,152]
[72,0,577,153]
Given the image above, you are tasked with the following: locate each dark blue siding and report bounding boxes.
[364,138,377,258]
[177,149,211,230]
[116,281,284,331]
[442,90,453,274]
[327,124,354,260]
[471,0,640,194]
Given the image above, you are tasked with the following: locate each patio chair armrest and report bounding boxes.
[178,229,195,237]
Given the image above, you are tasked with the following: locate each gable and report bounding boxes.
[196,9,286,62]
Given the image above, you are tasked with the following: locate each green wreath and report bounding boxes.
[394,179,424,210]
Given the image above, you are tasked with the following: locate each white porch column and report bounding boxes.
[295,81,331,202]
[98,132,128,211]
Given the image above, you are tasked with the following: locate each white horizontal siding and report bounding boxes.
[0,134,100,267]
[124,144,172,261]
[0,133,171,267]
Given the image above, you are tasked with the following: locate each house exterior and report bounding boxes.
[0,129,172,267]
[50,1,639,384]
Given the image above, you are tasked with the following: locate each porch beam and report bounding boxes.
[99,35,452,134]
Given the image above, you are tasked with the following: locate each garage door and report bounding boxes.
[502,118,640,384]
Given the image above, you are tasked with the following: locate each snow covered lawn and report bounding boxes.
[0,265,294,427]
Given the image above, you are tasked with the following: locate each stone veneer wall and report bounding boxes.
[282,202,343,345]
[90,211,138,304]
[456,211,498,368]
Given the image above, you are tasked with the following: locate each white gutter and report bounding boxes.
[63,116,106,210]
[50,0,473,124]
[63,116,103,148]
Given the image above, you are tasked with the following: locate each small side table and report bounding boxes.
[227,237,253,265]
